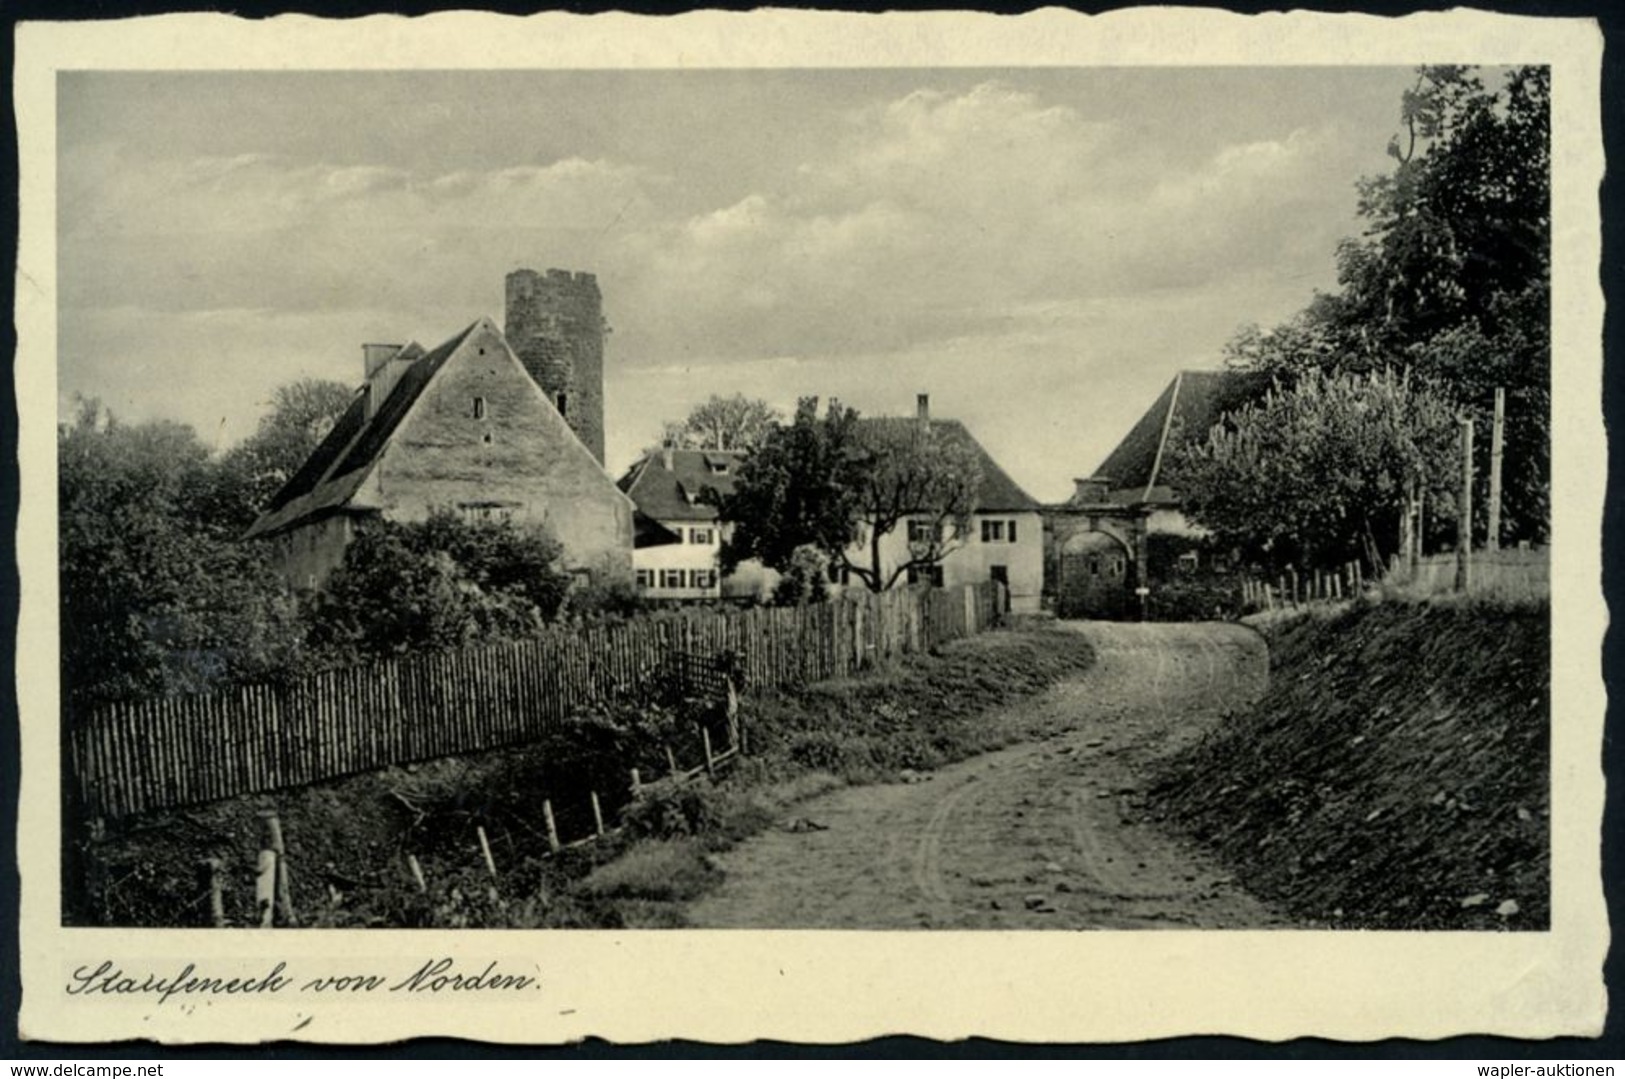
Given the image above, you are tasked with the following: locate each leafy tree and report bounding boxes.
[656,393,780,452]
[1221,65,1550,544]
[716,397,862,575]
[213,379,356,534]
[1166,370,1460,572]
[303,509,570,662]
[58,399,305,706]
[772,544,832,606]
[840,418,983,591]
[717,397,982,592]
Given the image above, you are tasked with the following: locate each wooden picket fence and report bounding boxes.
[68,582,998,821]
[1238,545,1549,612]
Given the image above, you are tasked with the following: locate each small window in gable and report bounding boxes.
[472,396,486,420]
[555,393,568,417]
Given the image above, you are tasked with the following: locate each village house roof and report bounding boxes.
[242,330,475,541]
[851,416,1043,514]
[1093,369,1271,504]
[618,448,745,524]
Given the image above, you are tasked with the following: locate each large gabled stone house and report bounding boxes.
[244,315,635,593]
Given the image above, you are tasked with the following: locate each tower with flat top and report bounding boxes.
[504,267,606,464]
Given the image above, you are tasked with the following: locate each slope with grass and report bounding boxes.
[1148,596,1550,930]
[67,626,1094,928]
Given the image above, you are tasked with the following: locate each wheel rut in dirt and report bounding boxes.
[686,621,1292,929]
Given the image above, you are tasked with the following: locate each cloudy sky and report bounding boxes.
[58,67,1417,500]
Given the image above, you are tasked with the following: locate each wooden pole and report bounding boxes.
[1488,387,1506,552]
[1398,483,1414,581]
[631,767,642,794]
[543,799,561,853]
[261,810,295,924]
[205,857,226,928]
[255,850,277,926]
[407,854,427,893]
[1456,417,1474,592]
[1415,487,1426,570]
[702,727,716,777]
[590,791,606,837]
[477,825,497,878]
[665,745,679,778]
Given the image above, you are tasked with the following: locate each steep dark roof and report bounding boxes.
[1094,370,1271,500]
[243,327,475,540]
[618,448,744,523]
[331,330,468,478]
[854,417,1041,513]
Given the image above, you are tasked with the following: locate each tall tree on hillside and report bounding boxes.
[1221,65,1550,543]
[716,397,982,592]
[657,393,780,452]
[1167,370,1460,571]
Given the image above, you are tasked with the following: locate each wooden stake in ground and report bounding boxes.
[1488,387,1506,552]
[407,854,427,893]
[255,849,276,927]
[702,727,716,777]
[477,826,497,878]
[1456,417,1475,593]
[590,791,606,837]
[665,745,679,778]
[1415,487,1426,571]
[204,857,226,928]
[260,809,296,924]
[543,799,561,854]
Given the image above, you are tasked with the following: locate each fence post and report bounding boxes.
[702,727,715,777]
[477,826,498,878]
[260,809,295,924]
[1488,387,1505,552]
[590,792,606,838]
[204,857,226,928]
[543,799,561,854]
[1456,417,1474,593]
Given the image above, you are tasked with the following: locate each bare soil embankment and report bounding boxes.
[1148,597,1550,930]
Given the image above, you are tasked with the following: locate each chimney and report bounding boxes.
[916,393,930,426]
[1073,475,1112,505]
[362,343,415,420]
[662,442,675,471]
[363,343,403,380]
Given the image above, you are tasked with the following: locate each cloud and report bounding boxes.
[606,81,1348,366]
[59,76,1365,491]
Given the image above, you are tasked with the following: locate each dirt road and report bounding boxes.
[687,621,1293,929]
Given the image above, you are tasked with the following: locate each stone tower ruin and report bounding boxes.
[504,267,606,464]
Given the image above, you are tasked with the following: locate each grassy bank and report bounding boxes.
[69,626,1092,928]
[1149,595,1549,930]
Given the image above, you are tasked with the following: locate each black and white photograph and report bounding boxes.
[14,8,1607,1045]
